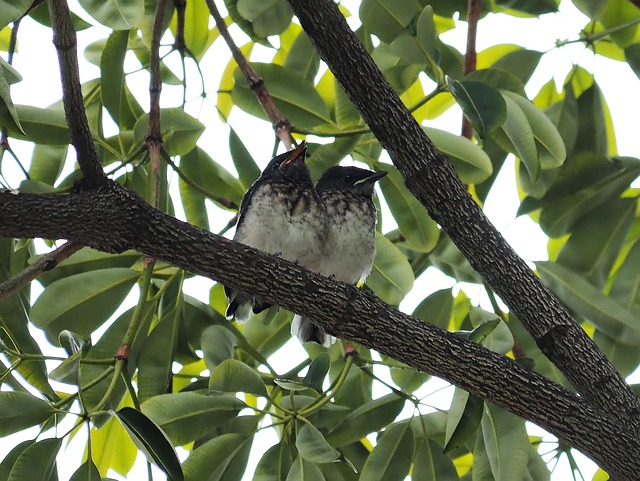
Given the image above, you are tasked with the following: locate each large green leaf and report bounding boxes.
[79,0,144,30]
[325,393,405,447]
[28,145,68,186]
[229,127,261,189]
[169,0,212,59]
[572,0,608,20]
[296,423,340,463]
[376,164,439,253]
[232,63,333,129]
[626,43,640,81]
[359,0,422,44]
[69,459,102,481]
[183,433,253,481]
[610,240,640,320]
[537,261,640,344]
[0,392,57,436]
[443,388,483,452]
[359,422,414,481]
[388,6,437,66]
[115,407,184,481]
[492,49,543,84]
[481,403,529,481]
[237,0,293,37]
[101,30,136,129]
[412,437,460,481]
[284,31,321,83]
[209,359,268,397]
[556,198,635,287]
[141,392,245,446]
[447,79,506,138]
[424,126,493,184]
[543,86,579,159]
[6,438,61,481]
[30,268,140,343]
[3,105,69,144]
[0,58,24,135]
[253,441,295,481]
[574,84,609,156]
[285,457,325,481]
[0,0,31,29]
[366,234,415,305]
[412,288,453,330]
[133,109,205,156]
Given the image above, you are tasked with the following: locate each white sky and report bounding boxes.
[3,0,639,479]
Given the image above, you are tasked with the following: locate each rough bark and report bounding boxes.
[0,183,639,478]
[287,0,640,430]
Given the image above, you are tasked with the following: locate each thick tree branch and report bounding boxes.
[205,0,294,148]
[47,0,105,185]
[286,0,640,429]
[0,184,638,478]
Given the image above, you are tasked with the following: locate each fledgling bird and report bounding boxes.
[291,165,388,347]
[225,142,328,322]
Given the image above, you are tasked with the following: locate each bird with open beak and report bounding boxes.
[225,142,328,322]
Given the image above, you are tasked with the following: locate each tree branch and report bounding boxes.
[205,0,294,148]
[0,184,638,478]
[286,0,640,430]
[47,0,105,185]
[462,0,481,139]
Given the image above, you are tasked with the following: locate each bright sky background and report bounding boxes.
[2,0,640,479]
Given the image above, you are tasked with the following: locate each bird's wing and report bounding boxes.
[235,181,260,234]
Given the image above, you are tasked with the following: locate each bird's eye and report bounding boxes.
[342,174,353,183]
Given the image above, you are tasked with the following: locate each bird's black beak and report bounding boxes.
[355,170,388,185]
[279,141,307,170]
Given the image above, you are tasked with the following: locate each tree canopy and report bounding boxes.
[0,0,640,480]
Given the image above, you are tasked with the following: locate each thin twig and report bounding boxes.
[47,0,105,185]
[0,242,82,301]
[462,0,481,139]
[205,0,294,148]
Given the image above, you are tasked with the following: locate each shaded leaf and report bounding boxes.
[79,0,144,30]
[209,359,267,397]
[448,79,506,138]
[69,459,102,481]
[412,289,453,330]
[366,234,415,305]
[0,392,57,436]
[183,433,253,481]
[481,404,529,481]
[237,0,293,37]
[296,423,340,463]
[285,456,325,481]
[359,0,422,44]
[230,127,261,189]
[253,441,296,481]
[6,438,61,481]
[302,353,331,393]
[359,422,414,481]
[134,109,205,156]
[444,388,483,452]
[412,437,460,481]
[115,407,184,481]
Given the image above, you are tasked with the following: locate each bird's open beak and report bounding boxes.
[279,141,307,169]
[354,170,388,185]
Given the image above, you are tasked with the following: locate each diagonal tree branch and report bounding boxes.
[286,0,640,429]
[47,0,105,185]
[205,0,294,148]
[0,184,638,479]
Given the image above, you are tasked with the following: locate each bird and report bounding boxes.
[291,165,388,347]
[225,141,328,322]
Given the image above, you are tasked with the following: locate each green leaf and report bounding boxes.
[601,0,640,48]
[28,3,92,30]
[6,438,61,481]
[574,84,609,156]
[502,91,566,170]
[382,355,430,393]
[237,0,293,37]
[183,433,253,481]
[626,43,640,81]
[376,164,439,253]
[28,145,68,186]
[536,261,640,344]
[359,0,422,44]
[101,30,136,129]
[538,157,640,237]
[466,68,526,96]
[572,0,608,20]
[69,459,102,481]
[481,404,529,481]
[412,437,460,481]
[495,92,539,179]
[179,147,245,209]
[229,127,261,189]
[526,444,551,481]
[0,1,31,29]
[424,126,494,184]
[556,197,635,287]
[0,392,56,436]
[302,352,331,393]
[444,388,483,452]
[169,0,212,59]
[325,393,405,447]
[253,441,295,481]
[296,423,340,463]
[285,456,325,481]
[359,422,414,481]
[412,289,453,330]
[284,31,320,82]
[447,79,506,138]
[470,308,514,355]
[366,234,415,305]
[610,240,640,321]
[0,441,34,478]
[209,359,268,397]
[201,324,238,371]
[138,312,180,403]
[115,407,184,481]
[0,58,24,135]
[49,330,91,384]
[388,6,437,66]
[544,87,578,159]
[141,392,245,446]
[133,109,205,156]
[492,49,543,84]
[78,0,144,30]
[2,105,69,144]
[232,63,333,129]
[31,268,140,343]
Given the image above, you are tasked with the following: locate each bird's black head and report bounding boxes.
[316,166,388,197]
[260,141,311,185]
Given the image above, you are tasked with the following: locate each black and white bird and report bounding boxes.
[291,165,388,347]
[225,142,328,322]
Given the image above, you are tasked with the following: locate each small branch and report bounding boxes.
[0,241,82,301]
[205,0,294,148]
[462,0,481,139]
[47,0,105,185]
[173,0,186,52]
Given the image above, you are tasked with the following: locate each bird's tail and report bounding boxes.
[225,287,272,323]
[291,315,335,348]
